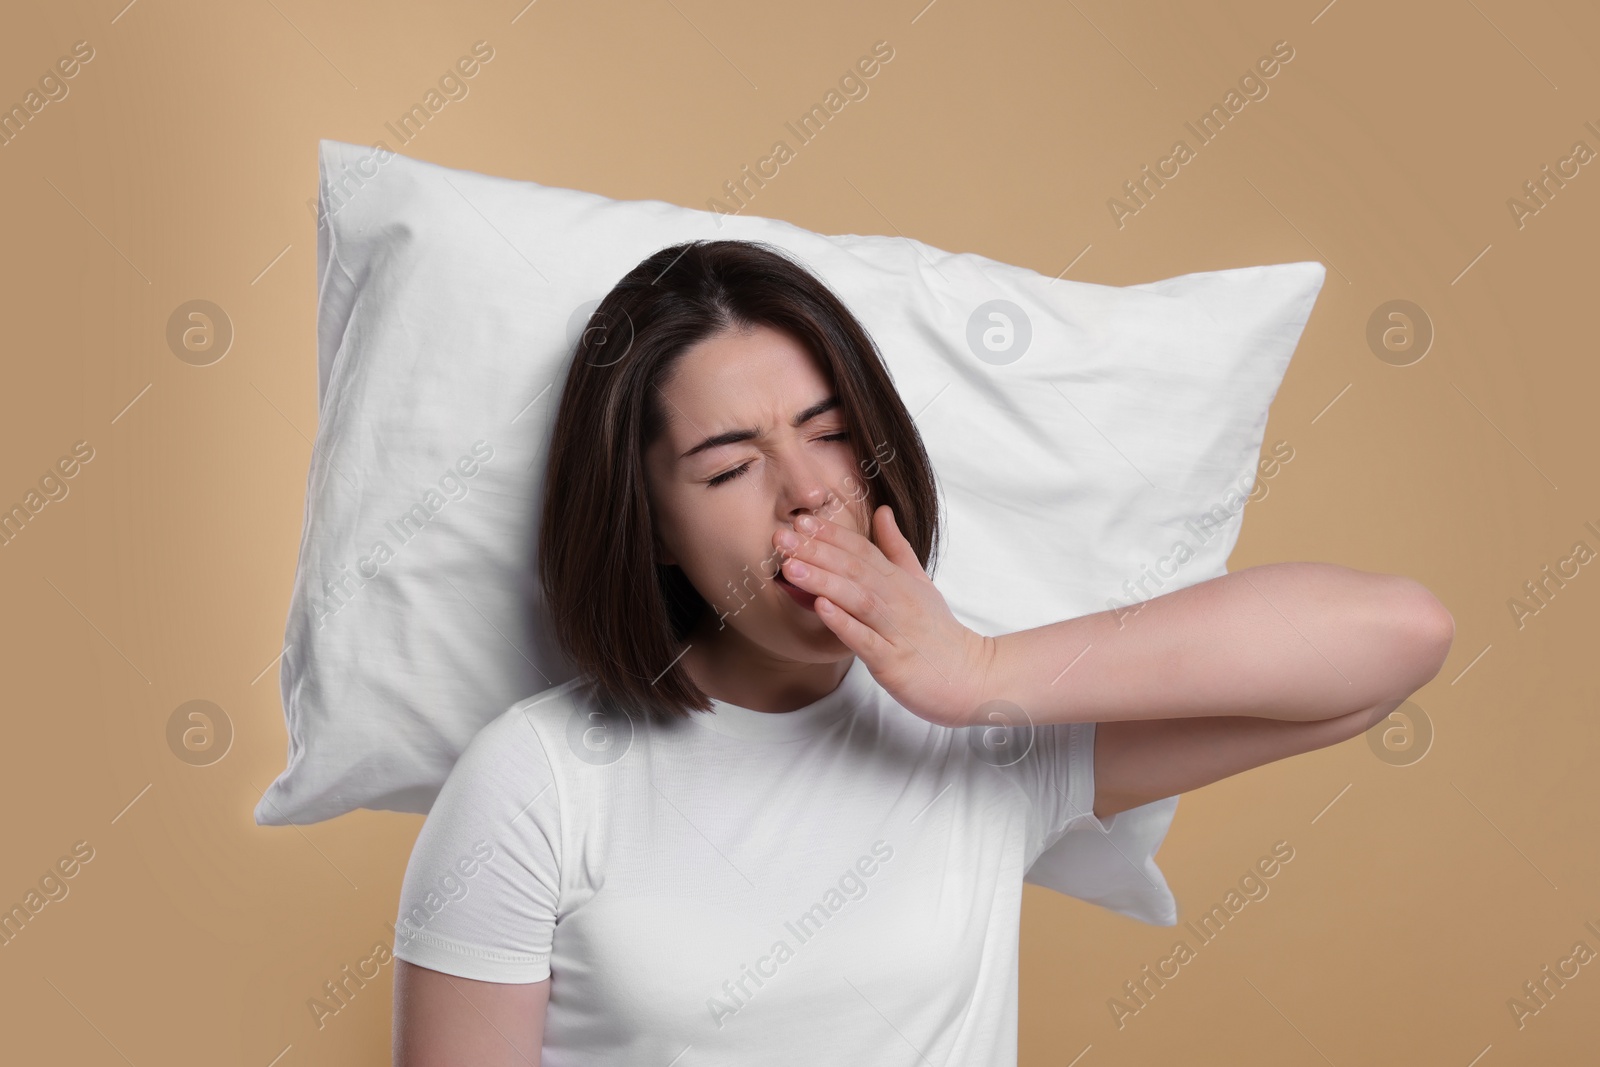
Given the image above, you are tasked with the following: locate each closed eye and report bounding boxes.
[706,432,851,488]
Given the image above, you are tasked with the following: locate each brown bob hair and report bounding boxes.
[538,239,944,721]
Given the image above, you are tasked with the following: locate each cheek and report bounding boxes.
[826,469,873,534]
[668,499,769,586]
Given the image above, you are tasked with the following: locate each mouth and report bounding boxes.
[774,568,818,610]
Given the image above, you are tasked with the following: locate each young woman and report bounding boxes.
[391,240,1454,1065]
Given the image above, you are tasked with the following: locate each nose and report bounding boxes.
[776,449,836,527]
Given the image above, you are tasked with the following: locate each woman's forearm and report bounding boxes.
[983,562,1454,725]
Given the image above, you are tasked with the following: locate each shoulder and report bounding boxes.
[429,677,599,814]
[466,675,591,756]
[456,670,659,785]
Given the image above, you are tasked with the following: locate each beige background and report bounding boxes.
[1,0,1596,1063]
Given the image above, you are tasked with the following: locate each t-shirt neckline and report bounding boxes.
[689,656,872,742]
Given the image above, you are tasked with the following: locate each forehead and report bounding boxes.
[657,324,836,436]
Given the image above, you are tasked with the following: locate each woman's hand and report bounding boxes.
[773,505,995,729]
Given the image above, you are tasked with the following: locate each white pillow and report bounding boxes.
[258,139,1325,928]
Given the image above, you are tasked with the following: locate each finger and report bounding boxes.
[872,505,930,582]
[779,554,883,630]
[785,508,894,581]
[780,526,879,590]
[811,594,886,659]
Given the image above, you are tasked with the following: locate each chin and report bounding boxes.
[761,611,847,654]
[797,621,851,654]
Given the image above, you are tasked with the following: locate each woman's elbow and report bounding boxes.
[1393,578,1456,693]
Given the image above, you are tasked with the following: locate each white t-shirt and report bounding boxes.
[393,655,1165,1065]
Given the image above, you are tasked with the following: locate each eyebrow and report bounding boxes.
[678,395,843,463]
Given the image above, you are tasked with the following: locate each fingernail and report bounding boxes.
[775,529,798,549]
[796,514,819,533]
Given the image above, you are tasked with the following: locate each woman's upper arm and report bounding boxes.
[1091,700,1401,817]
[394,960,549,1067]
[390,705,564,1062]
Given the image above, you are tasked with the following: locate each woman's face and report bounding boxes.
[644,323,875,664]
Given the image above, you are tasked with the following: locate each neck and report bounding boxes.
[681,614,852,713]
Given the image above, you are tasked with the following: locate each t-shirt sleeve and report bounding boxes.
[1010,721,1102,853]
[1014,720,1181,927]
[392,703,563,983]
